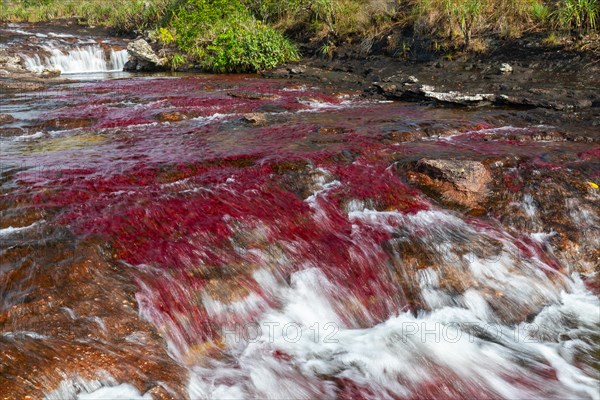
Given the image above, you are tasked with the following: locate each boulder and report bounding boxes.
[242,113,267,125]
[407,158,492,209]
[0,114,15,125]
[125,39,165,71]
[155,111,187,122]
[0,51,25,72]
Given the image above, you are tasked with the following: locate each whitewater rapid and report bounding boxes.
[22,45,128,74]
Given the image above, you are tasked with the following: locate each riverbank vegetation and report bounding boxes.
[1,0,599,70]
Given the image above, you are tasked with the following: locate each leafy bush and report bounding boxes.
[205,21,300,72]
[157,0,299,71]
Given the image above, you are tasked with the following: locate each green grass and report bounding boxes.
[554,0,599,33]
[1,0,599,65]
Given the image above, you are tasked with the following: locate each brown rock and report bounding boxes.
[42,117,96,130]
[228,91,276,100]
[0,113,15,125]
[155,111,187,122]
[0,80,46,92]
[408,158,492,209]
[381,130,426,142]
[39,68,61,78]
[318,127,350,135]
[242,113,267,125]
[0,127,25,137]
[0,222,187,399]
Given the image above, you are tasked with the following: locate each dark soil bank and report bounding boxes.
[265,33,600,138]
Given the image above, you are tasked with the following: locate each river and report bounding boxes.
[0,24,599,400]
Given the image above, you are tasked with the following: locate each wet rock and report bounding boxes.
[407,158,492,209]
[482,128,567,142]
[242,113,267,125]
[0,113,15,125]
[272,160,335,199]
[375,82,496,106]
[0,127,25,137]
[0,232,188,399]
[0,50,25,72]
[420,85,496,106]
[496,93,592,110]
[125,39,165,71]
[381,130,426,143]
[373,82,397,94]
[498,63,513,74]
[228,91,277,100]
[261,67,290,79]
[155,111,187,122]
[318,127,350,135]
[289,65,306,75]
[0,80,46,92]
[39,68,61,78]
[42,117,97,131]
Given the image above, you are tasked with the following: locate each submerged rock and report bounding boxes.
[318,126,350,135]
[228,91,277,100]
[41,117,97,131]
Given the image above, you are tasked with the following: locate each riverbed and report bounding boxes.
[1,24,599,400]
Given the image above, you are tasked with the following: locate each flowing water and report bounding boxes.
[1,23,128,74]
[1,32,599,399]
[21,45,128,74]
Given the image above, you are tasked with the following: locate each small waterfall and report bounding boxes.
[22,45,128,74]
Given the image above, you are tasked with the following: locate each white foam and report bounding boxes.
[46,376,151,400]
[77,384,151,400]
[0,221,42,236]
[13,131,44,141]
[192,266,598,399]
[182,204,599,398]
[22,46,127,74]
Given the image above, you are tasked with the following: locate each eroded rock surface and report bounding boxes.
[407,158,492,209]
[125,39,165,71]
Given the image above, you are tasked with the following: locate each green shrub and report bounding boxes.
[554,0,599,33]
[156,0,299,71]
[531,1,551,23]
[205,20,299,72]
